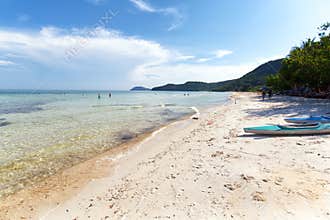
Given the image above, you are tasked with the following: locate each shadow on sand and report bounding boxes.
[237,134,276,140]
[240,95,330,139]
[246,95,330,118]
[237,133,327,140]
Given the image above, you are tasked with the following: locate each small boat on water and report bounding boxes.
[284,115,330,124]
[244,123,330,135]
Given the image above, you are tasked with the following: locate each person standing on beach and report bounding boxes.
[109,92,112,98]
[268,89,273,99]
[262,91,266,101]
[98,93,101,99]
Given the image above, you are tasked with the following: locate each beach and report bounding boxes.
[1,92,330,219]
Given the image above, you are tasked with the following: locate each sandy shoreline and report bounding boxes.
[2,92,330,219]
[0,113,196,219]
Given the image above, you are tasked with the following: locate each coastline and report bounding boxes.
[0,90,229,200]
[0,115,196,218]
[0,98,218,219]
[2,92,330,219]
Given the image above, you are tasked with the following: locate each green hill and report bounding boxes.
[152,59,283,92]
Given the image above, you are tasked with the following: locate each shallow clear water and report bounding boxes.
[0,90,229,197]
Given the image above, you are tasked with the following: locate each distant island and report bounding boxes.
[152,59,283,92]
[130,86,151,91]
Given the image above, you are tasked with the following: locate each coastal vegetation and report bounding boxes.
[267,23,330,98]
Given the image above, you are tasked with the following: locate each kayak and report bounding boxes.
[285,115,330,124]
[244,123,330,135]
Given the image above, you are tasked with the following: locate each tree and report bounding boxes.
[268,22,330,96]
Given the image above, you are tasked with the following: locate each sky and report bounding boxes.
[0,0,329,90]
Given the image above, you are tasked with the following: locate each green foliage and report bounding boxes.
[266,74,289,92]
[268,23,330,94]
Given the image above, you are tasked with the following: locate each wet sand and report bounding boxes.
[2,92,330,219]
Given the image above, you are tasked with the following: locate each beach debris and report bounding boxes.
[275,177,284,185]
[305,151,314,154]
[192,164,202,169]
[191,115,199,120]
[252,191,266,202]
[224,153,241,159]
[224,183,241,191]
[211,151,224,157]
[240,174,254,182]
[229,129,237,137]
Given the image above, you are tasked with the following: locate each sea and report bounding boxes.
[0,90,230,197]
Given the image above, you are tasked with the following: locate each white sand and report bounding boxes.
[2,93,330,219]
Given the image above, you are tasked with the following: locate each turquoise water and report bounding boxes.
[0,90,229,197]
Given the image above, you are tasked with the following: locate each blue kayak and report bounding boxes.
[285,115,330,124]
[244,123,330,135]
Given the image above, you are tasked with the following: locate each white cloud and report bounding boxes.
[0,60,14,66]
[215,49,233,58]
[130,0,155,12]
[196,58,212,63]
[161,7,184,31]
[192,49,232,63]
[129,0,184,31]
[0,27,258,89]
[176,55,195,61]
[0,27,171,89]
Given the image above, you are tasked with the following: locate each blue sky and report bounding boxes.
[0,0,329,90]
